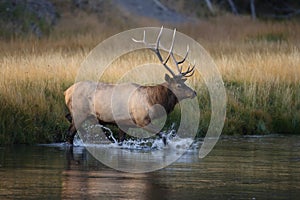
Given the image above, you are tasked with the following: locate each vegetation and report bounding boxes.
[0,0,58,38]
[161,0,300,19]
[0,3,299,144]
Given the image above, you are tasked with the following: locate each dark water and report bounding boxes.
[0,135,300,200]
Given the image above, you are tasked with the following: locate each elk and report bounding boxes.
[64,27,197,145]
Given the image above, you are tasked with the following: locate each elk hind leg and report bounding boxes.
[118,128,128,145]
[66,122,77,145]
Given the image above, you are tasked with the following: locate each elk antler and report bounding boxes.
[132,26,195,78]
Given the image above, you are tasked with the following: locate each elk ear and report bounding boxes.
[165,74,172,82]
[182,78,187,82]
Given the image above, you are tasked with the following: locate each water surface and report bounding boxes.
[0,135,300,199]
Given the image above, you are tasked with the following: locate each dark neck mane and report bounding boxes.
[142,83,178,114]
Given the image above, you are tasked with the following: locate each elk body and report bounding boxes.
[64,27,197,145]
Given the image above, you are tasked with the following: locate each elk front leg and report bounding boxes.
[143,123,167,145]
[134,116,167,145]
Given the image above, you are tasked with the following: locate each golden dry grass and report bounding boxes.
[0,12,300,143]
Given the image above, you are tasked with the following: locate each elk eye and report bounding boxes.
[176,83,181,88]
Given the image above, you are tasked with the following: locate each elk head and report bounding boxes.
[132,26,197,101]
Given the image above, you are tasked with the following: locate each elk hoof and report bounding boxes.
[157,132,167,145]
[118,141,123,146]
[65,136,74,146]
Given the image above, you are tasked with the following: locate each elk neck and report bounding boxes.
[142,82,178,114]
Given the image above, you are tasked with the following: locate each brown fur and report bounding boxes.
[64,75,196,144]
[142,84,178,115]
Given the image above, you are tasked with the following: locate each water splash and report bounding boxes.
[73,124,197,152]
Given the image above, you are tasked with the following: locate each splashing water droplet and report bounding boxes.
[74,124,194,152]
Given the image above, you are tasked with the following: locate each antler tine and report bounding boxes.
[177,45,189,65]
[170,45,189,75]
[170,53,181,74]
[132,30,146,44]
[181,63,196,77]
[132,27,190,78]
[162,28,176,65]
[170,44,194,78]
[155,26,163,50]
[154,27,176,77]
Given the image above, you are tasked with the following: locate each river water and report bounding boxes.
[0,135,300,199]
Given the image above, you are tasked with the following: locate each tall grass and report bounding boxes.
[0,47,82,143]
[0,12,300,144]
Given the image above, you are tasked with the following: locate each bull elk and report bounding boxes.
[64,27,197,145]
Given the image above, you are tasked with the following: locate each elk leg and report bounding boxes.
[143,123,167,145]
[157,132,167,145]
[65,113,72,123]
[118,128,128,144]
[65,113,77,145]
[65,114,94,145]
[66,122,77,145]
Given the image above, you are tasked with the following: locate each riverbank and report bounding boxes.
[0,12,299,144]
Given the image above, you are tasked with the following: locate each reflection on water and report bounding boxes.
[0,135,300,199]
